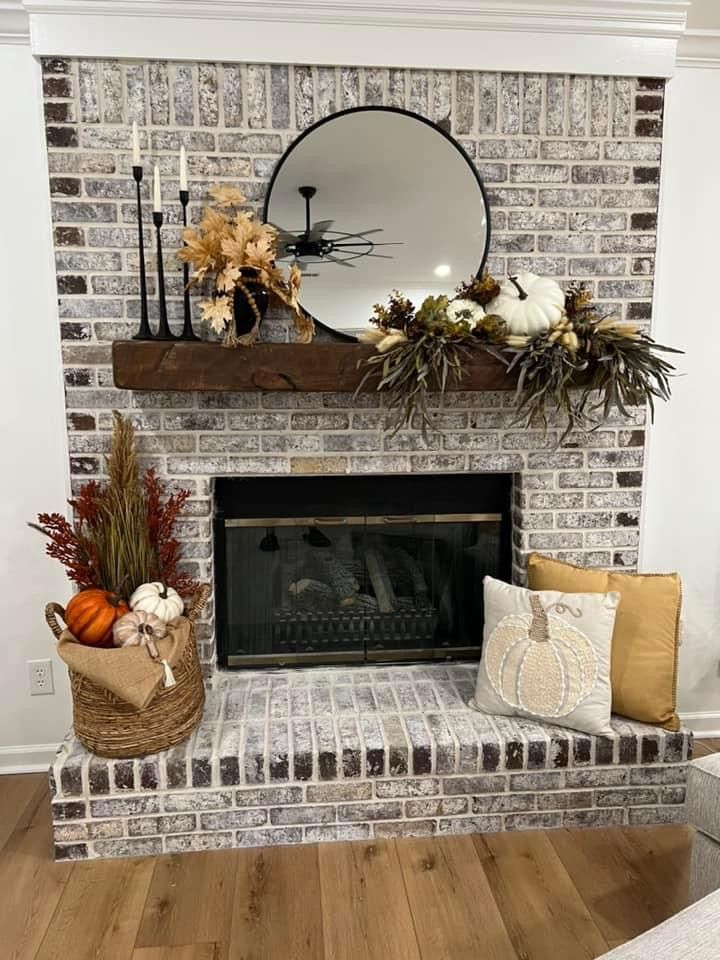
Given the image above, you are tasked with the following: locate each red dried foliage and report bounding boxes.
[33,469,197,598]
[33,511,98,589]
[143,468,197,597]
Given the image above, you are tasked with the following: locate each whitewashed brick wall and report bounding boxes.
[42,59,664,670]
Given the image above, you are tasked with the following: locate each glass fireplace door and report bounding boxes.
[221,512,504,667]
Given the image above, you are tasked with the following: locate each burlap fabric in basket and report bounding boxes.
[45,585,209,759]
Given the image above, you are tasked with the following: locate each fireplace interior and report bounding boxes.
[214,474,512,667]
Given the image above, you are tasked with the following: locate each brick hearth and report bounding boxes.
[50,663,692,860]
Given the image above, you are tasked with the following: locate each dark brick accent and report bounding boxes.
[42,58,70,74]
[551,735,570,768]
[483,742,501,772]
[641,736,660,764]
[60,321,91,341]
[366,747,385,777]
[635,118,663,138]
[57,275,87,295]
[140,761,159,790]
[46,125,78,147]
[55,843,88,860]
[67,413,96,431]
[54,226,84,246]
[413,744,433,776]
[69,456,99,475]
[43,76,72,97]
[617,471,643,488]
[220,756,240,786]
[64,368,92,387]
[635,95,663,113]
[60,765,82,796]
[617,512,639,527]
[292,749,314,780]
[505,740,524,770]
[113,761,135,791]
[573,736,592,766]
[192,758,213,787]
[664,733,685,764]
[50,177,81,196]
[270,753,290,781]
[626,301,652,320]
[53,801,86,819]
[631,212,657,231]
[527,740,547,770]
[45,102,73,123]
[88,763,110,795]
[634,166,660,184]
[637,78,665,91]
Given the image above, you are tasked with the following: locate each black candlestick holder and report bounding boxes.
[178,189,199,341]
[153,211,175,341]
[132,165,153,340]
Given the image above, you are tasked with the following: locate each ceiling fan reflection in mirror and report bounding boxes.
[273,185,402,274]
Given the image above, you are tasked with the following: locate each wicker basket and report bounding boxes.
[45,585,209,759]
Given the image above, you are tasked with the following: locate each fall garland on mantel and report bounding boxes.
[357,272,681,440]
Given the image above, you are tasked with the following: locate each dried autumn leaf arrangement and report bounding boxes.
[178,184,313,346]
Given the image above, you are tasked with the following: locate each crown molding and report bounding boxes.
[677,28,720,68]
[0,1,29,43]
[24,0,689,77]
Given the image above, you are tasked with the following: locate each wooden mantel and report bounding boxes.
[112,341,517,393]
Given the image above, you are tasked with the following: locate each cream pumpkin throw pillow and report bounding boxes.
[471,577,620,736]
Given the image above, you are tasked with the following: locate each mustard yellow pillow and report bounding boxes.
[527,554,681,731]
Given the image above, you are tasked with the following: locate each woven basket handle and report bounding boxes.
[45,602,67,640]
[185,584,210,623]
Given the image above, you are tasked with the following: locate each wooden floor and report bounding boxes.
[3,740,717,960]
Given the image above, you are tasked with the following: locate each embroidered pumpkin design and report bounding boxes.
[483,594,597,718]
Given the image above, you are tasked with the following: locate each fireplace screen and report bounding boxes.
[214,475,511,667]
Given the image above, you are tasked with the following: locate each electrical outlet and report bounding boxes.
[28,659,54,696]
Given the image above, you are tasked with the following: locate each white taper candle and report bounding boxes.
[179,145,188,193]
[132,121,141,167]
[153,165,162,213]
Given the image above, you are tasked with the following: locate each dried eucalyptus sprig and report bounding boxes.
[357,332,472,438]
[507,314,682,441]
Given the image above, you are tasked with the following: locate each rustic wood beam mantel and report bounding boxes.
[111,341,517,393]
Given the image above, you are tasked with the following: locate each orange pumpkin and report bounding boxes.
[65,589,130,647]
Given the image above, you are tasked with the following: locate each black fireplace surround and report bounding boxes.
[214,474,512,668]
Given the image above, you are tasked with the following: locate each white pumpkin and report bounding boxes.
[113,609,167,648]
[487,272,565,337]
[130,581,184,622]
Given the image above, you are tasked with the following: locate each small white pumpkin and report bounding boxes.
[113,609,167,648]
[487,272,565,337]
[130,581,184,622]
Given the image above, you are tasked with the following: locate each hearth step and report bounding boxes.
[49,663,692,861]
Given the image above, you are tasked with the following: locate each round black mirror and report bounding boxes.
[263,107,491,339]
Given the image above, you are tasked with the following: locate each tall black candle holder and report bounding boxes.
[132,165,153,340]
[178,189,199,341]
[153,211,175,341]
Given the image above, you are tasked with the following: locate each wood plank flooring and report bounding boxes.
[1,742,713,960]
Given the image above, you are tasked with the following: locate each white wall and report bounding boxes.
[0,41,72,771]
[642,65,720,734]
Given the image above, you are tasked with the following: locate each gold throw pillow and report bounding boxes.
[527,554,681,731]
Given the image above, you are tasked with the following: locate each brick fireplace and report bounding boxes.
[44,57,682,860]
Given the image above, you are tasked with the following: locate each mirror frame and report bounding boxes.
[262,105,492,341]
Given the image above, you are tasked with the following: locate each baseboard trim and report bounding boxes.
[679,712,720,738]
[0,743,57,774]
